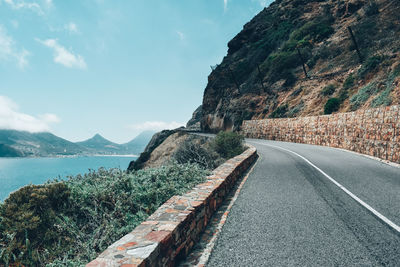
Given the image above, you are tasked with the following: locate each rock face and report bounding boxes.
[128,129,177,171]
[142,132,189,169]
[186,105,202,128]
[200,0,400,132]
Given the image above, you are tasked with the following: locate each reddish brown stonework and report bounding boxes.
[86,146,257,267]
[242,105,400,164]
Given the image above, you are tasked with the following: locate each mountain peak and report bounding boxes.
[77,133,115,146]
[92,133,105,140]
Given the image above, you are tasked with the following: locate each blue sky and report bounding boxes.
[0,0,272,143]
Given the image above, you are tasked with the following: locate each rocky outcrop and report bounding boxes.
[128,129,177,171]
[142,132,189,169]
[200,0,400,132]
[186,105,202,127]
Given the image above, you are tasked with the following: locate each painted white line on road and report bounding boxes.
[250,141,400,233]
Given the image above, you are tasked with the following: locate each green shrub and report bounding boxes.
[358,55,384,78]
[283,71,297,87]
[365,1,379,16]
[321,84,337,96]
[324,98,340,114]
[0,183,70,266]
[259,16,333,85]
[212,131,245,159]
[0,164,208,266]
[370,65,400,107]
[266,51,300,82]
[350,81,378,110]
[338,74,356,102]
[290,19,334,43]
[343,74,355,90]
[174,137,223,170]
[370,87,392,107]
[269,104,288,118]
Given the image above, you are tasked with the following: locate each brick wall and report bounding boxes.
[87,146,257,267]
[242,105,400,163]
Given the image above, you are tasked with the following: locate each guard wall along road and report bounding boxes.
[87,145,257,266]
[242,105,400,164]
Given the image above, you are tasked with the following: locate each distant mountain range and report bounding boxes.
[0,129,155,157]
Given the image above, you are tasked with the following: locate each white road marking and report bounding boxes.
[250,141,400,233]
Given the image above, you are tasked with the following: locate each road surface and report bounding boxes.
[207,139,400,266]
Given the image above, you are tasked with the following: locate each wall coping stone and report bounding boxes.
[87,145,257,267]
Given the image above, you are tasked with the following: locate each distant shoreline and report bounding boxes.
[0,154,139,159]
[91,154,138,157]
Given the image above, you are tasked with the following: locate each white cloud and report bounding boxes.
[43,0,52,8]
[128,121,184,132]
[3,0,44,15]
[36,38,87,69]
[0,96,60,132]
[0,25,29,68]
[223,0,228,11]
[39,113,60,123]
[176,30,185,41]
[252,0,270,7]
[64,22,79,34]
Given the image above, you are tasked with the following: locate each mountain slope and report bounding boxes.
[121,130,155,154]
[0,144,23,157]
[0,130,154,157]
[76,134,121,154]
[200,0,400,132]
[0,130,87,157]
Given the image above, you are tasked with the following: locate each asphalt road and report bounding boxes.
[207,139,400,267]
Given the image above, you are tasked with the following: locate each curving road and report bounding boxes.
[207,139,400,267]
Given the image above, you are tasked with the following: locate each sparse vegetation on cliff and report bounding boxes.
[201,0,400,132]
[324,98,341,114]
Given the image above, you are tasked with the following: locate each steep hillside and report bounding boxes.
[0,130,87,157]
[0,130,153,157]
[0,144,23,157]
[200,0,400,132]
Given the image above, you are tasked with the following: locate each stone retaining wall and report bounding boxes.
[87,146,257,267]
[242,105,400,163]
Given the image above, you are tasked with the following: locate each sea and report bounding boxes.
[0,155,137,201]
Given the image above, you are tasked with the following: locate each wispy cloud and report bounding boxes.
[176,30,185,41]
[3,0,44,15]
[36,38,87,69]
[0,96,60,132]
[223,0,228,11]
[252,0,270,7]
[0,25,29,69]
[64,22,79,34]
[128,121,184,132]
[43,0,52,8]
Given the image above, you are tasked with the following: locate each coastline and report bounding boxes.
[0,154,138,159]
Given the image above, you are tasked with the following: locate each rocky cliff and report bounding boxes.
[200,0,400,132]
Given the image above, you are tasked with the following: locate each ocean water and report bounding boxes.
[0,156,137,201]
